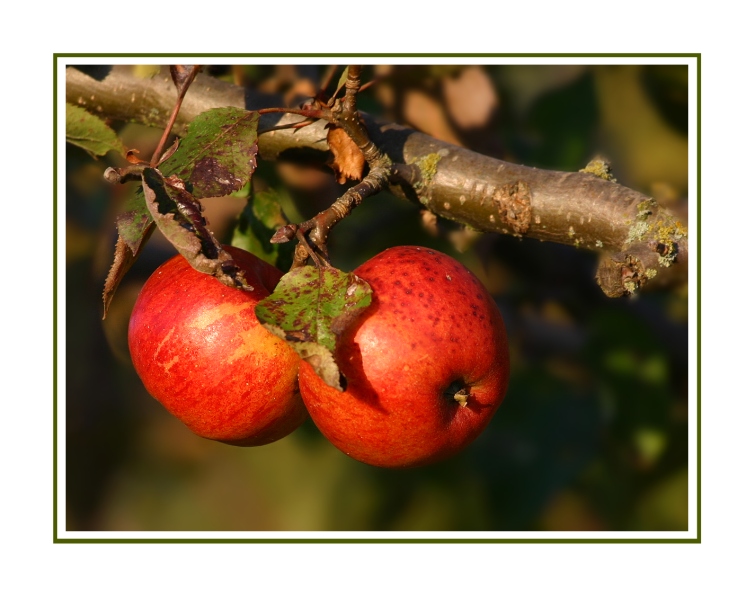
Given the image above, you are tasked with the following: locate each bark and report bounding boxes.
[66,65,689,297]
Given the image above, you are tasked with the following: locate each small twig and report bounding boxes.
[295,229,328,267]
[272,66,393,267]
[341,65,361,114]
[103,165,145,184]
[258,106,327,120]
[358,76,383,93]
[257,119,319,136]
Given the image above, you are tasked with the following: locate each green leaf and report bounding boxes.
[66,103,125,158]
[334,66,350,95]
[255,265,372,389]
[232,189,295,271]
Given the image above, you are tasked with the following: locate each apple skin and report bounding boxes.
[298,246,510,468]
[128,246,305,446]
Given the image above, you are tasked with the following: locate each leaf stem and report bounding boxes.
[149,65,201,167]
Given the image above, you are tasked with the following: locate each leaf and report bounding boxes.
[231,189,295,272]
[141,168,252,290]
[170,65,201,96]
[255,266,372,389]
[66,103,125,158]
[102,231,153,319]
[159,107,260,198]
[116,107,260,256]
[115,192,154,255]
[327,126,365,184]
[334,66,350,96]
[125,148,147,164]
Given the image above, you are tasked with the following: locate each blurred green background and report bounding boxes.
[64,63,690,532]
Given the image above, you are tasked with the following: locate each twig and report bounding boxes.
[272,65,393,265]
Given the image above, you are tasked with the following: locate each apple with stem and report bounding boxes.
[128,246,305,446]
[298,246,510,467]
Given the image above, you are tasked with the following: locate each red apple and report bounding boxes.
[128,246,305,446]
[298,246,510,467]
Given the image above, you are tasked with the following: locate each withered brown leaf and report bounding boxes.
[326,126,365,184]
[102,231,153,319]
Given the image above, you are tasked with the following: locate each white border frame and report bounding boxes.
[55,54,699,542]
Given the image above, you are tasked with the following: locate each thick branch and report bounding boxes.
[66,65,688,296]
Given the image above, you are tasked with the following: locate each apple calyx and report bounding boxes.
[453,389,470,408]
[443,379,470,408]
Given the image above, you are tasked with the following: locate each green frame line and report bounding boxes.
[53,53,701,544]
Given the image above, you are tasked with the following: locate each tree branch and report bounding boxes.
[66,65,688,297]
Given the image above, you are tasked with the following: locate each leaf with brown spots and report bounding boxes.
[326,125,365,184]
[115,107,260,265]
[160,107,260,198]
[255,265,372,389]
[141,168,252,290]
